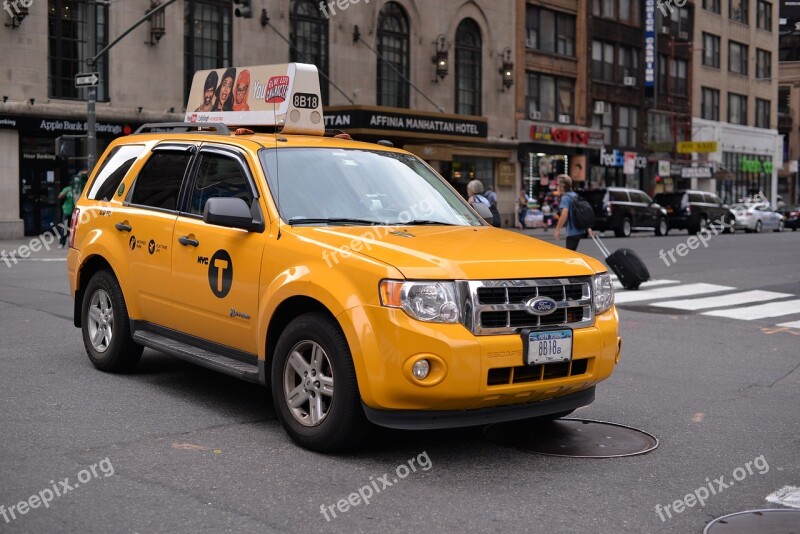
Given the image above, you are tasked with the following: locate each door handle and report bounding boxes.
[115,222,132,232]
[178,236,199,247]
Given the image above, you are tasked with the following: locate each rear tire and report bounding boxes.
[271,312,368,452]
[81,269,143,373]
[775,220,784,233]
[615,217,631,238]
[755,220,763,233]
[655,218,668,236]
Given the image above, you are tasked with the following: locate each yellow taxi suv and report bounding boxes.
[67,64,621,452]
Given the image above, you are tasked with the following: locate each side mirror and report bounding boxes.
[204,197,263,231]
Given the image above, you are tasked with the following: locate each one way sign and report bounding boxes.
[75,72,100,88]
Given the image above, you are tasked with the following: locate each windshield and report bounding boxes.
[259,148,484,226]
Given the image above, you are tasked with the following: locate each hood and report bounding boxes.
[294,226,606,279]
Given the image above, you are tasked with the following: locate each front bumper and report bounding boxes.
[339,304,620,413]
[363,386,596,430]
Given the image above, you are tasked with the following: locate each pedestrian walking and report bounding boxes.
[57,181,75,249]
[553,175,593,251]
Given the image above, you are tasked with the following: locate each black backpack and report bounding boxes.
[569,193,596,230]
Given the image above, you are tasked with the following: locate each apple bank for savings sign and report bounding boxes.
[645,0,656,88]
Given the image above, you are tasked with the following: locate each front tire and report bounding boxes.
[81,269,143,373]
[271,312,368,452]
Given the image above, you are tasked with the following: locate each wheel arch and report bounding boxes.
[74,255,118,327]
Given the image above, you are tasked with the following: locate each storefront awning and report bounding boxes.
[324,105,488,142]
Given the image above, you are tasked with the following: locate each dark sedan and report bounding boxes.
[653,190,735,234]
[777,205,800,231]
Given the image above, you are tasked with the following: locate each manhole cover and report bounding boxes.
[704,509,800,533]
[484,418,658,458]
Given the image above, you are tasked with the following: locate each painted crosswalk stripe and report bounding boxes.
[651,290,793,311]
[777,320,800,329]
[614,283,735,304]
[704,299,800,320]
[613,279,680,290]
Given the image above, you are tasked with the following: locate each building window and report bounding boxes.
[757,1,772,31]
[376,2,410,108]
[617,106,638,147]
[290,0,329,104]
[526,7,575,56]
[619,46,639,83]
[591,102,614,145]
[592,41,615,82]
[729,41,748,75]
[730,0,748,24]
[703,33,720,68]
[592,0,615,20]
[526,72,574,123]
[779,86,791,117]
[184,0,232,102]
[729,93,748,125]
[702,87,720,120]
[703,0,720,14]
[755,98,770,128]
[660,57,688,95]
[618,0,639,25]
[455,19,482,116]
[48,0,110,101]
[756,48,772,79]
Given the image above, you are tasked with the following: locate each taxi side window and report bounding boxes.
[189,153,254,216]
[88,145,145,201]
[130,152,192,211]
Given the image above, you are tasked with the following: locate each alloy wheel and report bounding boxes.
[283,340,335,427]
[87,289,114,353]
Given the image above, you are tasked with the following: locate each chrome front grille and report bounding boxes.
[458,277,594,335]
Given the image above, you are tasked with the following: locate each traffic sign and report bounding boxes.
[75,72,100,88]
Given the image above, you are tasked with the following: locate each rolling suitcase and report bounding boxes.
[591,234,650,290]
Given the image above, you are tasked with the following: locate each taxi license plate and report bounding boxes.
[523,329,573,365]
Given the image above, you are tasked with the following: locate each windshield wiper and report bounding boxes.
[287,217,386,226]
[396,220,456,226]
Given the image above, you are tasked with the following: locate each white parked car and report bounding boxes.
[733,204,785,233]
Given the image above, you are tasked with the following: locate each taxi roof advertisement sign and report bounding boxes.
[185,63,325,135]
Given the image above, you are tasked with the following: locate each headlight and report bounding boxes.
[380,280,460,323]
[593,273,614,315]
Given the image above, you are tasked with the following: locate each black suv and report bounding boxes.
[653,190,735,235]
[777,204,800,231]
[578,187,668,237]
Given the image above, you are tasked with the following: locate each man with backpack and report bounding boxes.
[553,175,594,251]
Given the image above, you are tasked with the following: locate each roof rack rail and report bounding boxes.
[133,122,231,135]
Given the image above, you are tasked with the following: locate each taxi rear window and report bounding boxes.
[87,145,145,201]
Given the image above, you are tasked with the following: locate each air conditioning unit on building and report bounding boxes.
[593,101,607,115]
[624,76,636,87]
[558,114,571,124]
[529,110,542,120]
[525,37,536,49]
[679,30,689,40]
[661,26,671,34]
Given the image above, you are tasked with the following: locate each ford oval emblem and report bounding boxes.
[525,296,558,316]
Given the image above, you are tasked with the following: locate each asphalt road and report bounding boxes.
[0,228,798,533]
